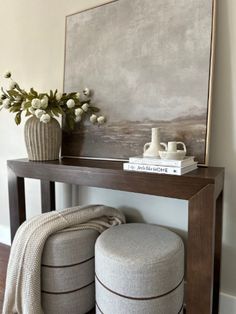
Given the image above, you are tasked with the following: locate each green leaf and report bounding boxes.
[10,106,20,113]
[15,85,27,96]
[26,94,35,101]
[68,92,77,97]
[1,87,8,97]
[66,114,75,130]
[81,99,91,104]
[30,88,38,97]
[38,93,47,98]
[7,90,21,98]
[90,106,100,113]
[15,112,21,125]
[55,105,64,114]
[23,101,31,109]
[25,110,31,116]
[51,107,60,117]
[50,90,53,99]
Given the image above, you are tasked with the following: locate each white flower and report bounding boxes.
[75,108,83,116]
[35,109,45,119]
[15,96,21,102]
[3,99,10,108]
[82,103,89,112]
[40,113,51,123]
[75,92,80,99]
[66,99,75,108]
[8,81,17,90]
[97,116,105,124]
[56,92,62,101]
[83,88,90,96]
[31,98,41,109]
[4,71,11,78]
[40,96,48,109]
[90,114,97,123]
[75,115,82,122]
[29,107,36,115]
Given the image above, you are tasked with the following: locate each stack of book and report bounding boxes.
[123,156,198,175]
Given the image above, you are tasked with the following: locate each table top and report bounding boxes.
[7,158,224,200]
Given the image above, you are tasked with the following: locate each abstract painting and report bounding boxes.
[62,0,215,164]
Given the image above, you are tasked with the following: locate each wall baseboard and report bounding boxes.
[0,225,11,245]
[0,224,235,312]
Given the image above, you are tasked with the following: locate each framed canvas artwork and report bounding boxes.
[62,0,216,165]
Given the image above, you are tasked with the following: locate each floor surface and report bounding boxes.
[0,243,10,313]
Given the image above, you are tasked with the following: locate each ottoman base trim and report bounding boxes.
[42,282,95,314]
[42,280,95,295]
[42,255,94,268]
[178,304,184,314]
[96,302,184,314]
[96,302,104,314]
[95,274,184,300]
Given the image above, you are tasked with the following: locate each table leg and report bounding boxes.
[186,184,215,314]
[8,167,26,242]
[40,180,56,213]
[212,191,223,313]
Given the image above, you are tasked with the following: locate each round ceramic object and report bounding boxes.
[95,223,184,314]
[159,150,186,160]
[41,228,100,314]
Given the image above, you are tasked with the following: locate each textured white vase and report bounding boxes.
[24,116,61,161]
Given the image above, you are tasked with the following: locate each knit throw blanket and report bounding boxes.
[3,204,125,314]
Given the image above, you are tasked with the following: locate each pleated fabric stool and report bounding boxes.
[41,228,100,314]
[95,223,184,314]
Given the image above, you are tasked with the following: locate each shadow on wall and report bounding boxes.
[122,208,236,305]
[221,244,236,294]
[121,206,145,223]
[210,0,236,295]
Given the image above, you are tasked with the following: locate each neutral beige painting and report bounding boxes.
[62,0,214,164]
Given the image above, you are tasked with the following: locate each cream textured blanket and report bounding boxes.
[3,204,125,314]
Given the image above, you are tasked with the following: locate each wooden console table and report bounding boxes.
[7,158,224,314]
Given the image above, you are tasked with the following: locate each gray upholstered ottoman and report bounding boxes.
[41,228,100,314]
[95,223,184,314]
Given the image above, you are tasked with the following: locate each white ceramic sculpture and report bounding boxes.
[143,128,162,157]
[159,141,187,160]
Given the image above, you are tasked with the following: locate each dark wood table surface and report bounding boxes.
[7,158,224,314]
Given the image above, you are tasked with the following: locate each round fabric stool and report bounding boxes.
[41,228,100,314]
[95,223,184,314]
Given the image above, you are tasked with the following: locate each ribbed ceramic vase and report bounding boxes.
[24,116,61,161]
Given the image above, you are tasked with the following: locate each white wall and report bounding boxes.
[210,0,236,297]
[0,0,235,308]
[0,0,108,228]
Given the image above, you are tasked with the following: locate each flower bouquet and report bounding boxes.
[0,71,105,128]
[0,72,106,160]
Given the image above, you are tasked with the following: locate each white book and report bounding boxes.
[123,162,198,176]
[129,155,196,167]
